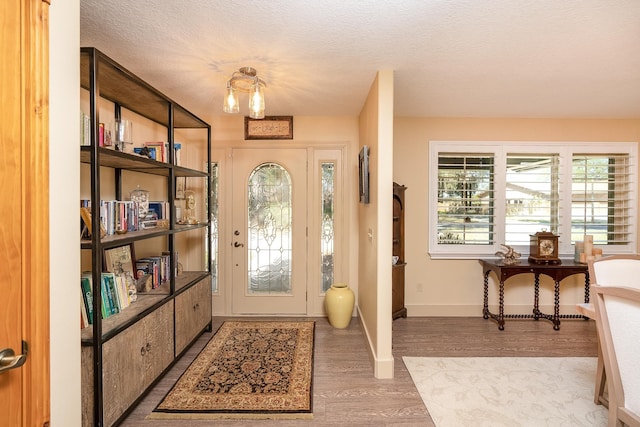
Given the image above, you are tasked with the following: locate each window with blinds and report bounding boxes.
[437,154,494,245]
[571,154,632,246]
[505,154,560,245]
[429,141,637,259]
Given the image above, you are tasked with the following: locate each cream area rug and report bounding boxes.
[403,357,608,427]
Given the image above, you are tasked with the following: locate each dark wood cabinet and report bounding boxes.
[392,182,407,319]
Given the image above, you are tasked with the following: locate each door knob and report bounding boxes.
[0,341,28,374]
[234,241,244,247]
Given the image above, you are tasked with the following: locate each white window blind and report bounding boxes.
[436,153,494,245]
[505,154,561,245]
[429,141,637,259]
[571,154,632,246]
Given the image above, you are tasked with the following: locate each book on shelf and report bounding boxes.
[148,201,169,220]
[81,199,143,236]
[80,271,137,328]
[144,141,166,162]
[101,273,119,316]
[174,143,182,166]
[115,275,131,310]
[79,113,110,148]
[138,201,169,230]
[105,272,132,313]
[80,112,90,146]
[80,289,89,329]
[93,272,111,319]
[80,273,94,325]
[142,141,182,165]
[163,250,179,277]
[136,254,169,288]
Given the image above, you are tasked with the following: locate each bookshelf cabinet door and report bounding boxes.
[175,279,212,354]
[142,301,175,384]
[102,301,174,426]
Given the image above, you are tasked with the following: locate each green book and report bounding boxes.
[101,273,120,315]
[80,276,94,324]
[99,274,112,318]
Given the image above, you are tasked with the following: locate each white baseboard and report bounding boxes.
[357,307,394,379]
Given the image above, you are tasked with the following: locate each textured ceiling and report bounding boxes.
[80,0,640,121]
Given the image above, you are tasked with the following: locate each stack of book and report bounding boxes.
[80,272,134,328]
[135,252,171,289]
[79,112,111,147]
[138,141,182,165]
[139,201,170,230]
[81,199,151,237]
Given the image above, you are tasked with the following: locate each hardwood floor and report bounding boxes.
[120,316,598,426]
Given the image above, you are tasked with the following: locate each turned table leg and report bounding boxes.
[498,280,505,330]
[553,280,561,330]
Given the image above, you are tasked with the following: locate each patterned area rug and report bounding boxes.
[403,357,608,427]
[150,320,315,420]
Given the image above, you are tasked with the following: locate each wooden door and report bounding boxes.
[0,1,50,426]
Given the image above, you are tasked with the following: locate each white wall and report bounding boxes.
[50,1,81,426]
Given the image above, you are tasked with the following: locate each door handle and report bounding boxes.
[234,241,244,247]
[0,341,28,374]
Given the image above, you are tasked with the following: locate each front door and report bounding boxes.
[231,148,308,314]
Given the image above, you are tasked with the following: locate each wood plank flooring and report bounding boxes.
[120,316,598,426]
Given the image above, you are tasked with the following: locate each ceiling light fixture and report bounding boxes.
[223,66,266,119]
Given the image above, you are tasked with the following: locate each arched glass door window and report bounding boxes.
[247,163,292,294]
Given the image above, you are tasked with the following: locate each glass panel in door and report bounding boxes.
[247,163,292,294]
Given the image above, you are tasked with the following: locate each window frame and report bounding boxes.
[428,141,637,259]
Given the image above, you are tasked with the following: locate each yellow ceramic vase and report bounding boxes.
[325,283,355,329]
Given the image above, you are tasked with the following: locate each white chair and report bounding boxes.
[588,255,640,406]
[589,255,640,288]
[591,284,640,427]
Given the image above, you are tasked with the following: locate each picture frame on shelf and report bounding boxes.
[176,176,186,199]
[103,243,136,278]
[359,145,370,204]
[244,116,293,140]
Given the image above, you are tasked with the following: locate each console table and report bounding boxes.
[480,259,589,330]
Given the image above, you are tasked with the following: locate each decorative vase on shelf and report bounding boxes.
[325,283,355,329]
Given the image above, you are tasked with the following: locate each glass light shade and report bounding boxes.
[249,81,265,119]
[223,86,239,114]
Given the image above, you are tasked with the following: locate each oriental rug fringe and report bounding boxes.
[149,320,315,420]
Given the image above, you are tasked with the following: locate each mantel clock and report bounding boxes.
[528,230,561,265]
